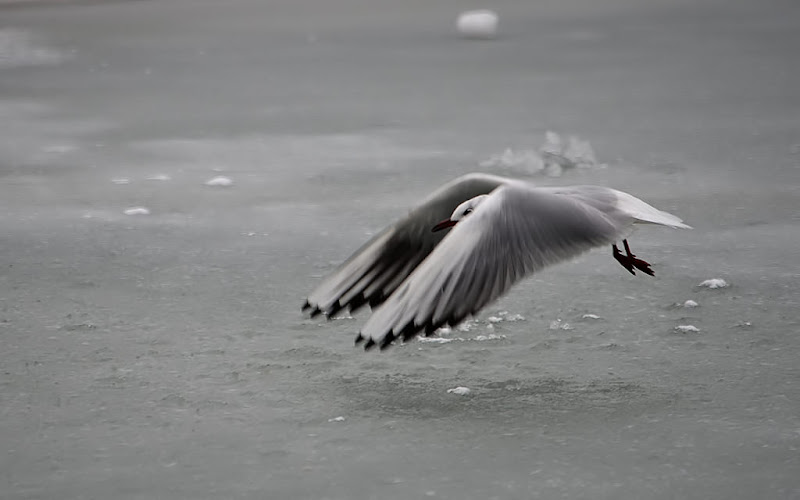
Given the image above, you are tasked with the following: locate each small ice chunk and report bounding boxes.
[582,314,602,320]
[505,314,525,322]
[675,325,700,333]
[699,279,728,289]
[123,207,150,216]
[327,416,346,422]
[456,10,498,40]
[487,316,504,323]
[682,300,699,308]
[549,319,573,331]
[205,176,233,187]
[474,333,506,341]
[146,174,171,181]
[446,386,471,396]
[112,177,130,185]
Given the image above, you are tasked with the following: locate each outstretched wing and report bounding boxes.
[357,184,627,349]
[302,173,510,318]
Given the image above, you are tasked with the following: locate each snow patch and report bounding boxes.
[457,10,498,39]
[205,176,233,187]
[146,174,172,181]
[112,178,131,185]
[675,325,700,333]
[682,299,699,308]
[327,416,346,422]
[582,313,602,320]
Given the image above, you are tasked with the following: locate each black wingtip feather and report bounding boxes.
[355,333,365,345]
[363,337,377,350]
[302,300,311,312]
[379,332,395,350]
[309,307,322,318]
[325,300,345,319]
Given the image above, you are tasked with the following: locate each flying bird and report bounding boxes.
[302,173,690,350]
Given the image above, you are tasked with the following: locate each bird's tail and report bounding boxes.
[613,190,691,229]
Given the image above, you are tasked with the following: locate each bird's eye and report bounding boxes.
[464,208,473,215]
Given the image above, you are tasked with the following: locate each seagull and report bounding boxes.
[302,173,690,350]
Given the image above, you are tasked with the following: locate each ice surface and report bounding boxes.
[3,1,800,499]
[699,278,729,289]
[446,387,471,396]
[0,28,71,69]
[123,207,150,216]
[205,176,233,187]
[111,178,131,185]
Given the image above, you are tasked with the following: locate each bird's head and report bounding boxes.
[431,194,489,232]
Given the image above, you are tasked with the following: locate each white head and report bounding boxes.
[432,194,489,232]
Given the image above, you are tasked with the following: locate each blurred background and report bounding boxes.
[1,0,799,498]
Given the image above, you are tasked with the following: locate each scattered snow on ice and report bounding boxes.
[123,207,150,216]
[683,299,699,308]
[457,319,479,332]
[675,325,700,333]
[418,337,455,344]
[487,316,504,323]
[481,131,604,177]
[327,416,346,422]
[205,176,233,187]
[699,278,728,289]
[447,386,471,396]
[582,313,602,320]
[505,314,525,322]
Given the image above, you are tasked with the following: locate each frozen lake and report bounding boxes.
[2,0,799,498]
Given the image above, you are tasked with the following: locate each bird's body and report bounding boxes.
[303,173,689,350]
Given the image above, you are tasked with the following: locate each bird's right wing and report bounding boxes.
[357,184,627,349]
[302,173,510,318]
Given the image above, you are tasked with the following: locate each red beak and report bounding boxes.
[431,218,458,232]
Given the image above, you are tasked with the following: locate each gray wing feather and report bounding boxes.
[303,173,510,317]
[359,185,627,349]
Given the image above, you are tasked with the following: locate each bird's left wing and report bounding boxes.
[358,184,627,349]
[303,173,509,318]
